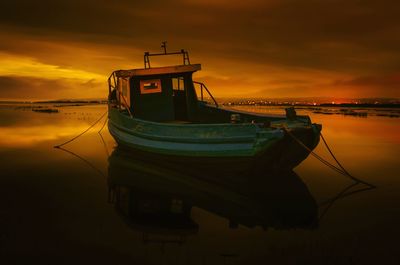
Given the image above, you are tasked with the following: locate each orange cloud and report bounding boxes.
[0,0,399,100]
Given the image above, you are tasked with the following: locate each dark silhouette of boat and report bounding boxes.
[107,147,318,237]
[107,45,321,170]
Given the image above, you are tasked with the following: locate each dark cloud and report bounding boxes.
[1,1,399,68]
[333,73,400,96]
[0,0,399,98]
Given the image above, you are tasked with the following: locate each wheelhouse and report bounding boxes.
[108,49,217,123]
[108,46,311,125]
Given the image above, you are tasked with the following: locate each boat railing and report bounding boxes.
[193,81,219,108]
[107,72,116,96]
[108,71,133,117]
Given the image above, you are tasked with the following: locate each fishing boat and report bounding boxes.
[108,45,321,170]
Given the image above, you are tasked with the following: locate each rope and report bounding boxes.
[319,133,375,187]
[56,146,107,178]
[98,131,110,157]
[98,114,108,133]
[284,128,376,188]
[54,110,107,148]
[284,128,348,175]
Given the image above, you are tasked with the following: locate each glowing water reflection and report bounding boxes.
[0,103,399,264]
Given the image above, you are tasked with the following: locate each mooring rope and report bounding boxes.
[98,114,108,134]
[319,133,375,187]
[98,130,110,157]
[54,110,108,148]
[56,146,107,177]
[284,128,376,188]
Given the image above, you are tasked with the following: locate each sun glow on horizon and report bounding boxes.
[0,53,105,81]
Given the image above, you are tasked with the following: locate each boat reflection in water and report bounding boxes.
[107,147,318,243]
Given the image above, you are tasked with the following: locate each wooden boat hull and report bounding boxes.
[108,109,321,171]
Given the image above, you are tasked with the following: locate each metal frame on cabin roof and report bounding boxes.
[144,41,191,69]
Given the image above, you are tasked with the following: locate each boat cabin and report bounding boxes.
[108,48,217,123]
[109,65,201,122]
[108,46,306,125]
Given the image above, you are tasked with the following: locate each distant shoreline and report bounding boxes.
[224,102,400,108]
[0,100,107,104]
[0,99,399,109]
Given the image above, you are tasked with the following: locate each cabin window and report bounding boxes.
[121,79,128,95]
[118,77,130,107]
[140,79,162,94]
[170,198,183,213]
[172,77,185,91]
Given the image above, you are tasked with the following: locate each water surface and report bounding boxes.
[0,103,399,264]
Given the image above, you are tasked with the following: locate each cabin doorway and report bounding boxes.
[172,77,188,120]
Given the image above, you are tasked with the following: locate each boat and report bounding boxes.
[107,45,321,170]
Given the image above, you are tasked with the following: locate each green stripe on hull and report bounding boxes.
[108,109,284,157]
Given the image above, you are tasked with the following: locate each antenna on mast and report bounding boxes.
[161,41,167,54]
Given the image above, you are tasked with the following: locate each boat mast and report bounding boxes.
[144,42,191,69]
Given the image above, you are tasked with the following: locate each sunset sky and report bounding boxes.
[0,0,399,100]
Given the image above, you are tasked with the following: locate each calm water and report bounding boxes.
[0,103,399,265]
